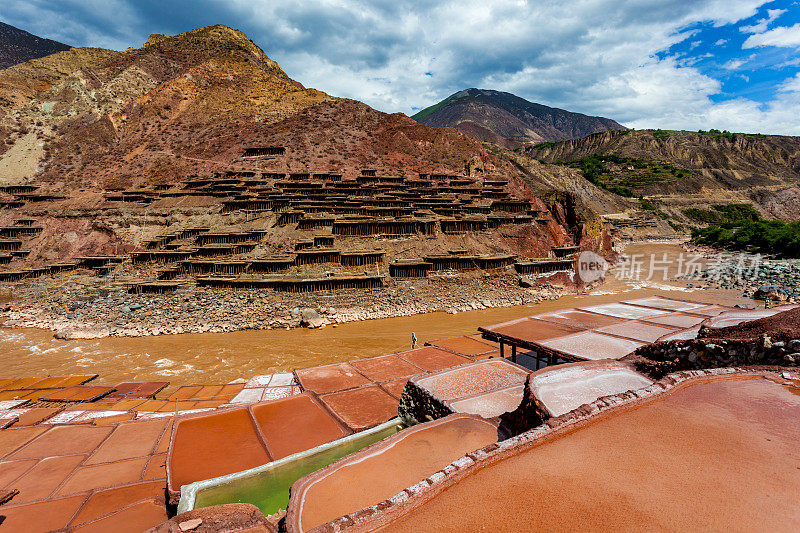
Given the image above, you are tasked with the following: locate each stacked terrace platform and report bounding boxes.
[0,165,583,289]
[514,258,574,276]
[478,296,735,368]
[195,274,386,292]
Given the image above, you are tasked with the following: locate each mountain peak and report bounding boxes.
[412,89,625,146]
[0,21,71,69]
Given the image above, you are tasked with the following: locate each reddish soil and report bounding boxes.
[150,503,277,533]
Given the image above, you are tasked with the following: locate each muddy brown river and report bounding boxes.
[0,244,751,386]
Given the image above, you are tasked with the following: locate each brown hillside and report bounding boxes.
[529,129,800,220]
[0,25,606,278]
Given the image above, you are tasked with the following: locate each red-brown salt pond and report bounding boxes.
[250,394,350,459]
[424,336,498,356]
[318,385,398,431]
[449,384,525,419]
[703,304,800,330]
[294,362,371,395]
[168,407,271,496]
[374,376,800,532]
[167,393,351,500]
[480,317,581,343]
[536,330,645,360]
[287,414,499,532]
[595,320,678,343]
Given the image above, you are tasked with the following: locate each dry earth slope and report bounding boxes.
[529,129,800,221]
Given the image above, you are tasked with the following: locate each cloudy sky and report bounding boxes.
[2,0,800,134]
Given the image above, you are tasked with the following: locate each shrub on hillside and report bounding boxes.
[692,219,800,258]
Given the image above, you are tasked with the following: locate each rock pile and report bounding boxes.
[683,253,800,302]
[0,275,560,338]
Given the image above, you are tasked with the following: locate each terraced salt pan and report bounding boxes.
[426,336,498,356]
[295,363,371,394]
[643,312,707,329]
[658,327,701,342]
[449,385,524,418]
[687,305,735,317]
[0,400,30,409]
[243,373,295,388]
[537,331,645,360]
[578,303,670,320]
[533,309,625,330]
[595,321,678,343]
[414,359,528,402]
[622,296,709,312]
[481,318,580,343]
[703,305,799,329]
[528,363,654,417]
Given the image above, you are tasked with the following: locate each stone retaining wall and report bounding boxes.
[628,335,800,378]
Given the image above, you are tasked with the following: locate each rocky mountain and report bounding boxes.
[0,25,604,266]
[0,22,71,69]
[411,88,626,146]
[0,26,513,190]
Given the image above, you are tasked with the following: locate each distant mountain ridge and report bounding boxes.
[411,88,626,146]
[0,21,71,69]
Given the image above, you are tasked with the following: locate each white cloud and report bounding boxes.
[743,22,800,48]
[722,59,745,70]
[714,38,728,45]
[5,0,800,134]
[779,73,800,93]
[740,7,786,33]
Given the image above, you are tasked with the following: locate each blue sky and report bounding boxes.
[2,0,800,134]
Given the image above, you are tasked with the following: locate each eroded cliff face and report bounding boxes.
[531,129,800,218]
[483,129,800,243]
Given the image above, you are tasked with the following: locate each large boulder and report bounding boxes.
[146,503,277,533]
[753,285,788,302]
[300,308,329,329]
